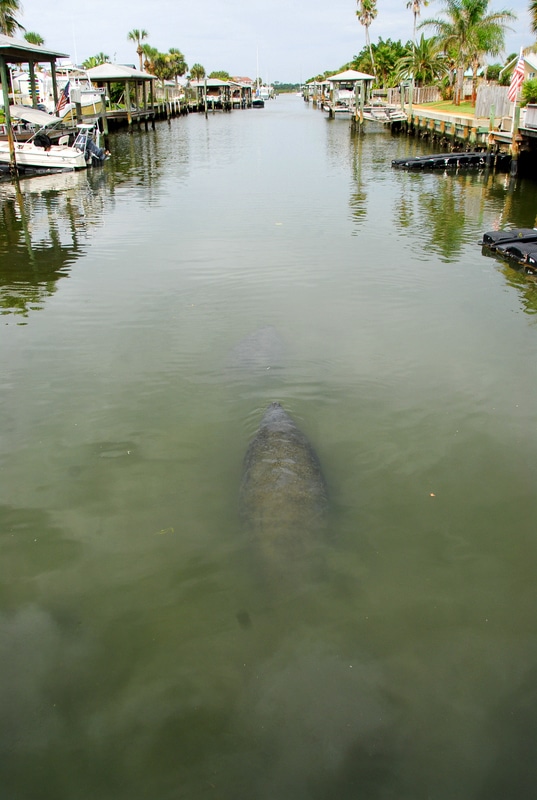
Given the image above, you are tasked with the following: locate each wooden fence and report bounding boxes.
[386,85,442,105]
[475,84,511,119]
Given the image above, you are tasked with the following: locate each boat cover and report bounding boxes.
[9,105,62,127]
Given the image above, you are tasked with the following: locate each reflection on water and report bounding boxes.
[1,98,537,799]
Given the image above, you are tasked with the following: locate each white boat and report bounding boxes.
[0,107,107,173]
[11,64,105,122]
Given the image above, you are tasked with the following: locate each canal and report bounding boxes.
[1,95,537,799]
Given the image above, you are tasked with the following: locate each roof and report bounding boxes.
[0,33,68,62]
[85,63,155,81]
[327,69,375,82]
[500,50,537,77]
[190,78,230,87]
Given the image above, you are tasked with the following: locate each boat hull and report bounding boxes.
[0,142,87,171]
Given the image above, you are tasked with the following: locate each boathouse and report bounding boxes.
[0,33,69,171]
[189,79,232,112]
[324,69,375,118]
[86,63,157,129]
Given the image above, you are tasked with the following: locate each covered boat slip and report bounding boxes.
[85,63,157,130]
[0,34,70,173]
[0,106,107,175]
[312,69,405,125]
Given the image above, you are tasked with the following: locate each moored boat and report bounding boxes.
[0,107,107,174]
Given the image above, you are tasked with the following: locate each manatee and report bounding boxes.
[239,403,328,578]
[227,326,285,373]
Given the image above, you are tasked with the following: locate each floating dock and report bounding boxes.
[480,228,537,276]
[392,151,511,171]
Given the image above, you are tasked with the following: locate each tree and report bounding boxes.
[420,0,515,105]
[0,0,24,35]
[128,29,149,71]
[208,70,231,80]
[531,0,537,33]
[167,48,188,84]
[395,34,449,85]
[141,44,158,73]
[356,0,378,80]
[407,0,429,43]
[190,63,206,82]
[351,38,408,86]
[24,31,44,45]
[82,53,110,69]
[521,77,537,104]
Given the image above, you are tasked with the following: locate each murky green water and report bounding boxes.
[1,97,537,799]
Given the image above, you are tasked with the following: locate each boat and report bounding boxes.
[252,49,264,108]
[0,107,107,174]
[480,228,537,275]
[11,64,105,123]
[362,104,407,123]
[323,88,354,116]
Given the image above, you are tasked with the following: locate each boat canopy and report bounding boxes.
[9,105,61,126]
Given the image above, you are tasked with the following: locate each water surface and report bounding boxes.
[1,96,537,799]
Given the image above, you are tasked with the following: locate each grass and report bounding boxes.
[413,99,475,116]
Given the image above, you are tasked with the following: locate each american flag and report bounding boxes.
[507,51,525,104]
[56,81,70,113]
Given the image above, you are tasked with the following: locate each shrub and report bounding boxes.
[521,79,537,106]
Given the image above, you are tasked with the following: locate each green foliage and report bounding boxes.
[190,63,206,82]
[486,62,502,80]
[521,78,537,106]
[24,31,44,45]
[420,0,516,104]
[143,48,187,83]
[0,0,24,36]
[127,29,149,71]
[208,70,231,81]
[395,34,449,85]
[351,38,409,87]
[356,0,378,77]
[82,53,110,69]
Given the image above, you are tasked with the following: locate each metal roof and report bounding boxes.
[190,78,230,87]
[326,69,375,82]
[86,63,155,81]
[0,33,68,62]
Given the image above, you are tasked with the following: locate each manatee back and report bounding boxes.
[240,403,328,547]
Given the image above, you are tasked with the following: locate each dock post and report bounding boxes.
[0,56,17,175]
[510,105,521,177]
[99,92,109,136]
[125,80,133,131]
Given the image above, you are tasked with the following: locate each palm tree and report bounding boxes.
[82,53,110,69]
[407,0,429,43]
[395,34,449,85]
[128,29,149,71]
[141,43,158,74]
[167,48,188,85]
[24,31,44,45]
[531,0,537,34]
[356,0,378,79]
[190,63,206,83]
[0,0,24,35]
[420,0,515,104]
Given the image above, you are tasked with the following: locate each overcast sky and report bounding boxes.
[18,0,532,83]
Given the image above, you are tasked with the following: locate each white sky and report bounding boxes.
[18,0,532,83]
